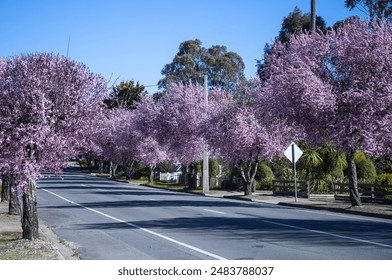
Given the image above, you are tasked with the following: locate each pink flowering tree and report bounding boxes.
[155,83,206,188]
[93,98,168,182]
[203,86,294,195]
[0,53,107,239]
[92,109,129,177]
[131,96,168,182]
[261,19,392,206]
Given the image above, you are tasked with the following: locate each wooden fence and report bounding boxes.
[272,180,310,198]
[333,182,392,204]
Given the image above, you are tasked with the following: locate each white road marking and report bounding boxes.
[263,220,392,249]
[203,209,225,215]
[40,188,227,260]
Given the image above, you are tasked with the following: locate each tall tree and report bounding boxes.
[0,53,106,239]
[159,39,245,91]
[202,83,294,195]
[104,80,145,110]
[123,97,168,182]
[257,6,327,79]
[154,83,206,188]
[261,18,392,206]
[93,98,168,182]
[345,0,392,19]
[277,6,327,44]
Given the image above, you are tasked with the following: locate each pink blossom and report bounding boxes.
[0,53,107,191]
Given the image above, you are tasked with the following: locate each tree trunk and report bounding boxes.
[243,179,253,196]
[148,166,155,183]
[86,154,93,173]
[8,176,20,215]
[186,164,197,189]
[123,161,134,180]
[346,150,362,207]
[22,180,39,240]
[9,190,20,215]
[251,179,257,192]
[77,158,83,169]
[110,161,118,178]
[98,158,104,174]
[241,159,259,196]
[1,174,10,202]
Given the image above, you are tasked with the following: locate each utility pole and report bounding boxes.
[310,0,316,32]
[202,75,209,193]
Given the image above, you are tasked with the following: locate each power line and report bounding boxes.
[66,35,71,58]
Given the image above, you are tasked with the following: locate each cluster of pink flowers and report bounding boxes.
[0,53,107,191]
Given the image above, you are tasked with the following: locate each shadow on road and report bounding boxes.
[71,216,392,251]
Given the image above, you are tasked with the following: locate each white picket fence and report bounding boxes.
[159,172,181,183]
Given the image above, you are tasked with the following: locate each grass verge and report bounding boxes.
[0,232,60,260]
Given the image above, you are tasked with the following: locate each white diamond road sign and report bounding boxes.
[284,142,303,163]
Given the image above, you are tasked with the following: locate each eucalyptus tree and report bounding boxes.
[345,0,392,19]
[159,39,245,91]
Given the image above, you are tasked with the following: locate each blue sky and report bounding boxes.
[0,0,363,92]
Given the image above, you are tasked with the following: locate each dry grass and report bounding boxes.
[0,232,60,260]
[0,202,61,260]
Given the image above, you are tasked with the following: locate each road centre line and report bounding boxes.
[39,188,227,260]
[203,209,226,215]
[263,220,392,249]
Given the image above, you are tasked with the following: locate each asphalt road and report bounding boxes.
[37,168,392,260]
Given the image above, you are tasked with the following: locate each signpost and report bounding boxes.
[202,75,209,193]
[284,142,303,202]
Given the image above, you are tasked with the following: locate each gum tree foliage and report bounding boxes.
[345,0,392,19]
[158,39,245,91]
[260,19,392,206]
[0,53,107,240]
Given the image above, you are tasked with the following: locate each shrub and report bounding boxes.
[209,158,220,177]
[355,157,377,184]
[375,173,392,194]
[354,151,366,163]
[133,164,150,179]
[256,163,274,189]
[376,173,392,185]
